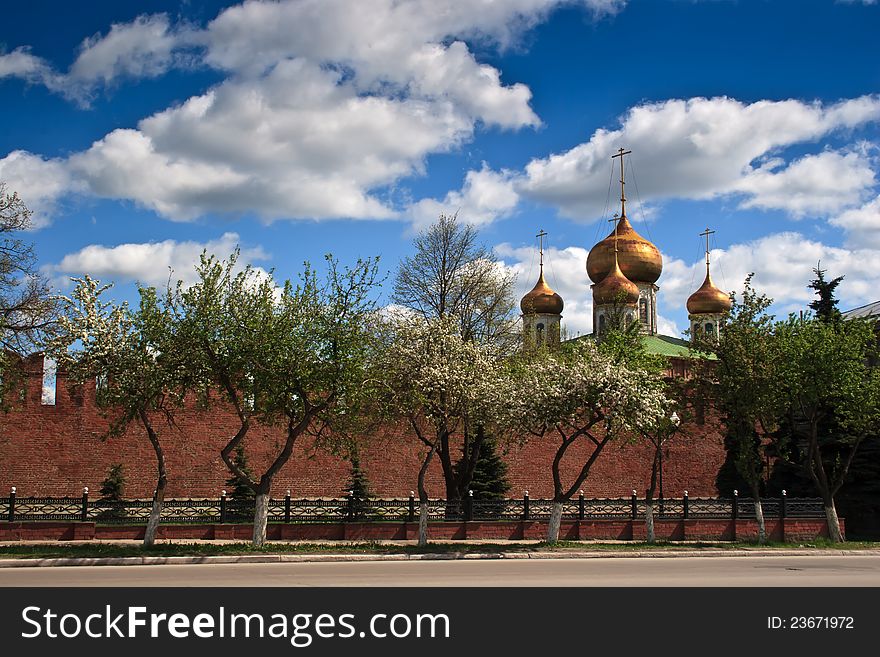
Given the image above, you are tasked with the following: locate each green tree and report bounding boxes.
[374,314,509,545]
[392,214,519,508]
[225,443,255,521]
[455,437,509,501]
[46,277,186,546]
[510,340,668,542]
[695,275,781,544]
[173,251,380,546]
[343,451,372,519]
[808,263,844,324]
[773,315,880,542]
[99,464,126,500]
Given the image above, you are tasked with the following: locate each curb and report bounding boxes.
[2,549,880,568]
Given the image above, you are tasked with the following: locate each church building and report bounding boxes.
[520,148,733,351]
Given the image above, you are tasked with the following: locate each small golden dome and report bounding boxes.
[687,271,732,315]
[593,256,640,306]
[587,215,663,284]
[521,269,564,315]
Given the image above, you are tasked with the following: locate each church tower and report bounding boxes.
[587,148,663,335]
[687,228,732,340]
[521,229,564,349]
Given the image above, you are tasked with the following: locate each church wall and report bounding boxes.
[0,357,726,500]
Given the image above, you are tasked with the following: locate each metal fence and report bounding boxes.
[0,490,825,525]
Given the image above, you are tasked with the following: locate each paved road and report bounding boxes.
[2,555,880,586]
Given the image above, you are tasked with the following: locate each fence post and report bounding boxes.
[81,487,89,522]
[683,490,689,520]
[523,491,530,521]
[578,490,585,521]
[465,490,473,521]
[780,490,787,519]
[631,489,637,520]
[284,490,291,524]
[408,491,415,523]
[732,489,739,520]
[8,487,15,523]
[220,490,227,524]
[347,492,354,521]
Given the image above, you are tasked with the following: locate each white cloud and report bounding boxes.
[47,232,269,288]
[734,149,876,216]
[409,165,519,227]
[69,14,193,89]
[830,195,880,247]
[520,95,880,220]
[0,47,64,94]
[8,1,632,223]
[660,232,880,317]
[0,151,78,228]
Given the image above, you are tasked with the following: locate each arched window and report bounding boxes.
[639,298,648,325]
[705,322,714,334]
[598,314,606,333]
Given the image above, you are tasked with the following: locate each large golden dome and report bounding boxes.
[520,269,564,315]
[593,256,640,306]
[587,215,663,284]
[687,271,732,315]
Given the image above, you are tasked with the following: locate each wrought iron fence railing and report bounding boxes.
[0,492,825,525]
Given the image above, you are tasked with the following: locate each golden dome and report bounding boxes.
[587,215,663,284]
[521,269,564,315]
[687,271,732,315]
[593,256,640,306]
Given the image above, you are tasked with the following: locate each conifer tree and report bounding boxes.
[808,263,844,323]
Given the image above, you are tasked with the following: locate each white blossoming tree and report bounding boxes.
[46,277,185,547]
[172,251,380,546]
[510,340,668,543]
[374,314,510,546]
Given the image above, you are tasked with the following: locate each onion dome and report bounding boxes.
[593,254,639,306]
[687,271,732,315]
[587,215,663,284]
[521,269,564,315]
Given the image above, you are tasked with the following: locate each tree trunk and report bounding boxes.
[418,502,429,547]
[416,440,437,547]
[754,497,766,544]
[140,409,167,548]
[547,501,564,543]
[144,479,166,547]
[645,499,655,544]
[253,492,270,546]
[824,500,843,543]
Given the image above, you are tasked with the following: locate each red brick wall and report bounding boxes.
[0,356,726,499]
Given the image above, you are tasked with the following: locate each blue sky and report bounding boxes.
[2,0,879,338]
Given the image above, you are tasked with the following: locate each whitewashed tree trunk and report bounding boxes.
[143,488,165,547]
[825,502,843,542]
[645,500,655,544]
[253,493,270,546]
[754,497,767,544]
[418,502,429,547]
[547,501,563,543]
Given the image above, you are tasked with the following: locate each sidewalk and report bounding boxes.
[2,539,880,568]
